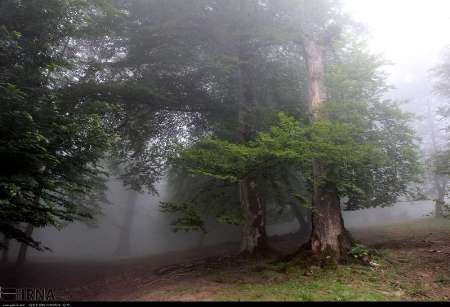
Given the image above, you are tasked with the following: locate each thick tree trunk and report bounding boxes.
[115,189,138,256]
[236,0,268,256]
[16,224,34,267]
[302,35,351,262]
[239,176,267,255]
[309,176,352,261]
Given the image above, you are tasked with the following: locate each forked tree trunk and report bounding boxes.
[302,35,351,263]
[115,189,138,256]
[236,0,268,255]
[16,224,34,267]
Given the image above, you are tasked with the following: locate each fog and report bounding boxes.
[4,175,436,263]
[3,0,450,302]
[344,0,450,118]
[10,0,443,263]
[12,178,242,262]
[343,0,450,85]
[1,0,449,287]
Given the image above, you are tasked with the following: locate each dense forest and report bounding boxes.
[0,0,449,302]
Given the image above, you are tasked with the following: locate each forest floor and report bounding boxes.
[2,218,450,301]
[127,218,450,301]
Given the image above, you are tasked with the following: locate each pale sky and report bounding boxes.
[342,0,450,144]
[343,0,450,91]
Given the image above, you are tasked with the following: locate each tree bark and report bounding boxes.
[301,35,351,263]
[434,178,447,218]
[236,0,268,256]
[427,100,448,219]
[16,224,34,267]
[114,189,138,256]
[309,178,352,261]
[239,176,267,255]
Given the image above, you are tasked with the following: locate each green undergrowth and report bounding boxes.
[212,258,404,301]
[152,219,450,301]
[207,220,450,301]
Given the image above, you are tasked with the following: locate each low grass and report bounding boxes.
[382,217,450,234]
[213,261,406,301]
[146,218,450,301]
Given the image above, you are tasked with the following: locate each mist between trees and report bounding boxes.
[0,0,448,266]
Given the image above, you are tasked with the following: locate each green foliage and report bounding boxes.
[161,167,245,232]
[0,0,427,248]
[178,104,421,211]
[160,202,206,233]
[431,48,450,215]
[432,50,450,178]
[349,244,370,261]
[0,0,118,249]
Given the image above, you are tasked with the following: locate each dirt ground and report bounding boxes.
[0,232,303,301]
[354,222,450,300]
[1,219,449,301]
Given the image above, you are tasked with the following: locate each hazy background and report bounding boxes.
[4,0,448,263]
[7,178,434,262]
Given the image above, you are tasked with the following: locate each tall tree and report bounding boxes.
[431,48,450,217]
[236,0,268,255]
[0,0,119,251]
[110,0,305,255]
[176,0,421,263]
[295,0,352,262]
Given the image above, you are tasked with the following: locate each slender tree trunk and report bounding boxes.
[236,0,267,255]
[434,179,446,218]
[1,237,10,263]
[115,189,138,256]
[301,35,351,263]
[16,224,34,267]
[197,232,206,249]
[288,202,310,233]
[427,100,448,219]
